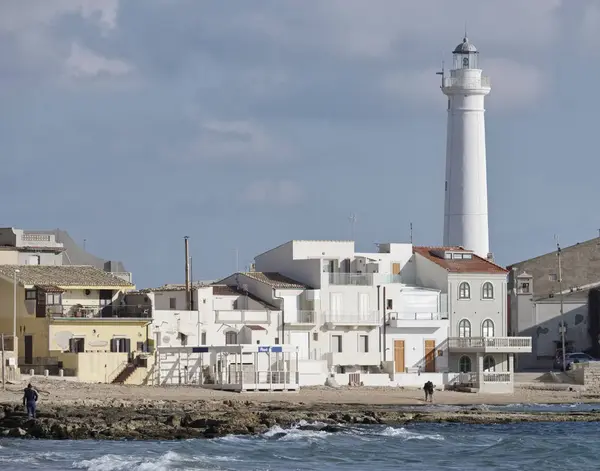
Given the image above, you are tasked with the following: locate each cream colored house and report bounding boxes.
[0,265,152,384]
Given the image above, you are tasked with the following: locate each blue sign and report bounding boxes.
[192,347,209,353]
[258,346,270,353]
[271,346,283,353]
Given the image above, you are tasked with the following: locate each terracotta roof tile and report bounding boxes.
[0,265,134,288]
[413,246,508,274]
[241,272,308,289]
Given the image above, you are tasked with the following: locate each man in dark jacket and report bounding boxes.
[423,381,435,402]
[23,383,38,419]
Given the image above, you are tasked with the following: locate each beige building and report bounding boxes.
[0,265,152,384]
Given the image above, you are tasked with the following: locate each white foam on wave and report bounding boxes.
[72,450,210,471]
[263,422,330,441]
[378,427,445,441]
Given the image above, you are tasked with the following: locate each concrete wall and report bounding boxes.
[48,321,150,353]
[56,351,129,382]
[385,323,449,371]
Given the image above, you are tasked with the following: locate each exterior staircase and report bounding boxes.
[112,362,138,384]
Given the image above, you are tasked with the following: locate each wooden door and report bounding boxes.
[394,340,405,373]
[24,335,33,364]
[424,340,436,372]
[392,263,401,275]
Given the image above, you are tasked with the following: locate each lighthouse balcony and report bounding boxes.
[442,75,490,90]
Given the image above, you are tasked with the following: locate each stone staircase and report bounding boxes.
[111,362,138,384]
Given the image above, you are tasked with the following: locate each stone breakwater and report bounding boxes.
[2,400,600,440]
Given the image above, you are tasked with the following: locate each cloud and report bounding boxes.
[65,42,132,79]
[181,120,290,163]
[240,180,305,206]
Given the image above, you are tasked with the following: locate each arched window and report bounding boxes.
[458,319,471,338]
[482,282,494,299]
[225,331,238,345]
[482,319,495,337]
[483,355,496,372]
[459,282,471,299]
[459,356,472,373]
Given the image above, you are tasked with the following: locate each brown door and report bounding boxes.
[424,340,436,372]
[24,335,33,364]
[394,340,405,373]
[392,263,401,275]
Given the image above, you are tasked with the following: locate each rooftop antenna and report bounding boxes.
[235,248,239,272]
[83,238,87,252]
[349,213,357,241]
[410,222,413,244]
[436,60,445,87]
[464,21,468,39]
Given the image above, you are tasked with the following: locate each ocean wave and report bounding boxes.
[71,450,211,471]
[378,427,445,441]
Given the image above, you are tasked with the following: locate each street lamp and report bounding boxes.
[555,237,566,371]
[13,269,20,350]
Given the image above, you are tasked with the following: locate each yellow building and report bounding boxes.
[0,265,153,384]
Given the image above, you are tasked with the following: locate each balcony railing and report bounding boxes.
[323,311,380,325]
[388,312,449,321]
[288,311,318,324]
[328,273,402,286]
[448,336,532,352]
[48,304,152,319]
[443,75,491,89]
[483,372,511,383]
[215,310,271,324]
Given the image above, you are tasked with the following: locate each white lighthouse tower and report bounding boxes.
[441,36,492,259]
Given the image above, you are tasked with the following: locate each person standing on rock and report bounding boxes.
[23,383,38,419]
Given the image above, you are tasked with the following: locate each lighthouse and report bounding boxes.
[441,36,492,260]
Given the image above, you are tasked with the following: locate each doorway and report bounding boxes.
[424,340,436,372]
[394,340,405,373]
[24,335,33,364]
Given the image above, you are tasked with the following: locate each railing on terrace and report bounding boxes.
[388,312,449,321]
[292,311,318,324]
[48,304,152,319]
[323,311,380,324]
[21,233,51,242]
[328,273,402,286]
[448,337,532,349]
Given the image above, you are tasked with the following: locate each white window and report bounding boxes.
[330,293,342,322]
[25,290,36,300]
[458,319,471,338]
[358,293,370,320]
[483,355,496,372]
[46,293,62,305]
[459,282,471,299]
[359,335,369,353]
[482,319,495,337]
[332,335,342,353]
[482,282,494,299]
[169,297,177,309]
[459,356,472,373]
[225,331,238,345]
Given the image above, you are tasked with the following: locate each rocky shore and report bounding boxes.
[2,399,600,440]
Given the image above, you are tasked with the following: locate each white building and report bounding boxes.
[441,36,492,260]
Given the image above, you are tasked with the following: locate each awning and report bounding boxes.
[35,285,65,293]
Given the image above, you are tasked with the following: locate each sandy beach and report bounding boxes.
[0,376,591,407]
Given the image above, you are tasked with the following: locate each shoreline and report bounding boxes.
[0,378,597,440]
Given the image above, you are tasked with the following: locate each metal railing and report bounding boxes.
[328,273,373,286]
[448,337,531,349]
[483,372,511,383]
[388,312,449,321]
[323,311,380,324]
[298,348,324,361]
[48,304,152,319]
[21,233,51,242]
[443,75,491,89]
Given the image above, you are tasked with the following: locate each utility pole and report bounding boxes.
[555,235,566,371]
[410,222,413,244]
[1,334,5,390]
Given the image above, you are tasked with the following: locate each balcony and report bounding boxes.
[442,75,491,90]
[326,351,380,367]
[215,310,271,324]
[48,304,152,320]
[386,312,449,330]
[287,311,318,325]
[323,311,380,327]
[448,336,532,353]
[328,273,402,286]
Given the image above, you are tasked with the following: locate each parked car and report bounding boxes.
[554,352,597,370]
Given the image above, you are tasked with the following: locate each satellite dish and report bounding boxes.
[54,331,74,351]
[162,335,171,344]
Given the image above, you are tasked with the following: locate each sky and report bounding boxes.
[1,0,599,288]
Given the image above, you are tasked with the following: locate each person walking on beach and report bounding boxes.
[423,381,435,403]
[23,383,38,419]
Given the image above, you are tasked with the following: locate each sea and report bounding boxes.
[2,403,600,471]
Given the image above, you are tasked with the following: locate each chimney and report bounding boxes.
[184,236,191,310]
